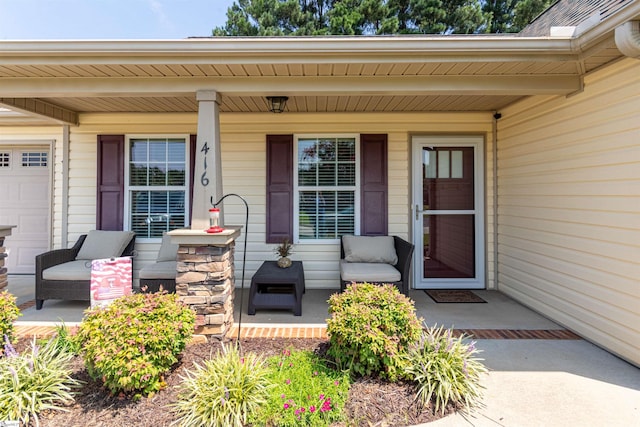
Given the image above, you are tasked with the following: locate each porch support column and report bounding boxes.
[192,90,223,230]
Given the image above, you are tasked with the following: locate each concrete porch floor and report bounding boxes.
[6,274,640,426]
[9,274,561,331]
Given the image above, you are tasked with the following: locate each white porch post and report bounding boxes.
[192,90,223,230]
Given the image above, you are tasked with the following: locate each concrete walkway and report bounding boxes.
[7,275,640,426]
[428,339,640,427]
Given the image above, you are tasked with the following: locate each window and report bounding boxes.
[21,151,47,167]
[294,135,359,241]
[125,136,189,239]
[0,152,9,167]
[424,149,464,179]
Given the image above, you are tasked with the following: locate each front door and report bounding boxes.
[412,136,484,289]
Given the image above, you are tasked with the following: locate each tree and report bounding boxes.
[483,0,516,33]
[443,0,489,34]
[212,0,548,36]
[512,0,551,31]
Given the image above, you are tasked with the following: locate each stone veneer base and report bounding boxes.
[169,227,241,341]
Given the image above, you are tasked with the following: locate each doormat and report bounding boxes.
[425,290,486,303]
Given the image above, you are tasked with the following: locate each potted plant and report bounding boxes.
[274,238,294,268]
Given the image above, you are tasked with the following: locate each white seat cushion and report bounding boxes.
[76,230,135,260]
[342,235,398,265]
[139,261,177,280]
[340,260,401,283]
[42,260,92,281]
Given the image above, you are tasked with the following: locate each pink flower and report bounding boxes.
[334,380,339,386]
[285,379,291,385]
[313,371,318,376]
[319,394,325,400]
[284,403,290,409]
[309,405,316,413]
[280,394,286,399]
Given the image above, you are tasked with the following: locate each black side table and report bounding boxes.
[248,261,305,316]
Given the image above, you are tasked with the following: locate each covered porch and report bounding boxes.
[1,0,639,367]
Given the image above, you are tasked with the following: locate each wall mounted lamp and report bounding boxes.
[266,96,288,113]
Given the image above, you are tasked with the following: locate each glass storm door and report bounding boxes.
[412,136,484,289]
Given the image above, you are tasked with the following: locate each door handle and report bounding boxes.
[415,204,423,221]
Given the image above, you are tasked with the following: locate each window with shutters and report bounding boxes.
[124,135,190,239]
[294,135,360,242]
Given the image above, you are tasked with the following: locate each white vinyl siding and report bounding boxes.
[61,112,494,288]
[497,58,640,366]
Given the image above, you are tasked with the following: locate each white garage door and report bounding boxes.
[0,146,51,274]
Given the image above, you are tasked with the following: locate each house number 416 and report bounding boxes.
[200,142,210,186]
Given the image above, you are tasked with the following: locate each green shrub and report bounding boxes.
[405,325,488,414]
[0,337,81,425]
[173,344,272,427]
[0,290,21,348]
[75,292,195,399]
[326,282,422,381]
[252,348,350,427]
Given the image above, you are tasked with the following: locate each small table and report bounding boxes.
[248,261,305,316]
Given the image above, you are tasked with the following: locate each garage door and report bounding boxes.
[0,146,50,274]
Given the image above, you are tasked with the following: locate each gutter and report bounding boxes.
[0,37,577,63]
[572,0,640,53]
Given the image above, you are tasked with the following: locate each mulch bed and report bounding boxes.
[24,338,455,427]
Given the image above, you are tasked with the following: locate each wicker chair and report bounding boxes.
[339,235,414,296]
[35,231,136,309]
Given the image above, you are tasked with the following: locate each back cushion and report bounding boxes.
[156,233,179,262]
[342,235,398,265]
[76,230,135,260]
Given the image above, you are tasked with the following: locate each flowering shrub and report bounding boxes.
[326,282,422,381]
[252,348,350,427]
[0,290,21,349]
[0,337,81,425]
[75,292,195,399]
[173,344,272,427]
[405,324,488,414]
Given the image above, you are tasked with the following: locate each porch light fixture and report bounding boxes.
[266,96,288,113]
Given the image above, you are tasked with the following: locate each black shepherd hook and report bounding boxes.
[211,193,249,348]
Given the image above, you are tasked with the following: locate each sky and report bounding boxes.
[0,0,238,39]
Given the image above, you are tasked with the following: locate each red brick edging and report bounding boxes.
[15,324,581,341]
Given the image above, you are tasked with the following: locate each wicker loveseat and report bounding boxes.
[35,230,136,309]
[339,235,414,296]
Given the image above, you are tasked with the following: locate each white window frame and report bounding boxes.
[293,134,361,244]
[124,134,191,242]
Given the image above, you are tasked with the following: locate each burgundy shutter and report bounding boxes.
[189,134,197,226]
[360,134,388,236]
[96,135,125,230]
[266,135,293,243]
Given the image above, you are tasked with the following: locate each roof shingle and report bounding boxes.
[519,0,635,36]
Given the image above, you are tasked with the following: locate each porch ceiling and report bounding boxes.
[0,29,629,124]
